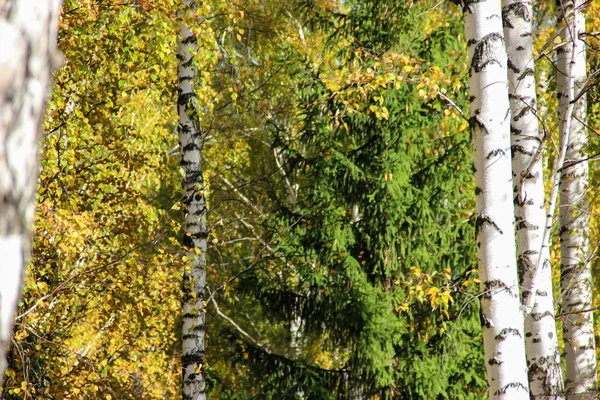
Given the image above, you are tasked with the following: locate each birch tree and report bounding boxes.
[178,1,208,398]
[556,0,597,397]
[454,0,529,397]
[0,0,62,385]
[502,0,564,397]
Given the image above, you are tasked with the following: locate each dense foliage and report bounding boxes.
[2,0,600,398]
[224,2,488,398]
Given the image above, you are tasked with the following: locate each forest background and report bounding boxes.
[1,0,600,398]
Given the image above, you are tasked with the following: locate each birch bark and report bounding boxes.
[457,0,529,397]
[502,1,564,397]
[178,2,208,399]
[556,1,597,398]
[0,0,62,385]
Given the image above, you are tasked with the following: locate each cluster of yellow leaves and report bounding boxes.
[5,0,187,398]
[398,266,455,319]
[322,51,421,120]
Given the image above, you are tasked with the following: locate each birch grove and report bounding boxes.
[0,0,62,385]
[556,0,597,397]
[178,1,208,399]
[4,0,600,397]
[502,0,563,396]
[460,0,529,397]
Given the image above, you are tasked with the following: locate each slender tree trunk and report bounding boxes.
[502,1,564,398]
[0,0,63,385]
[457,0,529,397]
[178,2,207,399]
[556,1,597,398]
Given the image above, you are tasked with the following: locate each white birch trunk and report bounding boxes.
[502,1,564,397]
[178,2,207,399]
[0,0,62,385]
[459,0,529,397]
[556,1,597,398]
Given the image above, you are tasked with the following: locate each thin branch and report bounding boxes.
[557,307,600,318]
[206,286,261,346]
[218,175,265,217]
[436,90,468,122]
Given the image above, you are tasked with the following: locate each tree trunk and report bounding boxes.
[459,0,529,397]
[502,1,564,397]
[556,1,597,398]
[178,2,208,399]
[0,0,63,386]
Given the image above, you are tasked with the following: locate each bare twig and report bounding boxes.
[436,90,468,122]
[557,307,600,318]
[206,286,261,346]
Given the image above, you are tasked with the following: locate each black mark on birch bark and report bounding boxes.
[480,311,492,328]
[486,148,506,159]
[476,214,503,235]
[530,311,553,321]
[471,33,505,73]
[469,115,489,135]
[483,279,516,298]
[517,68,534,81]
[495,327,522,340]
[495,382,528,395]
[511,144,534,157]
[502,3,531,30]
[489,357,503,365]
[507,58,520,73]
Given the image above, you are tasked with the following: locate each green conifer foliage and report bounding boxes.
[225,1,488,398]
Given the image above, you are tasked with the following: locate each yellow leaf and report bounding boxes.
[381,106,389,120]
[441,291,454,304]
